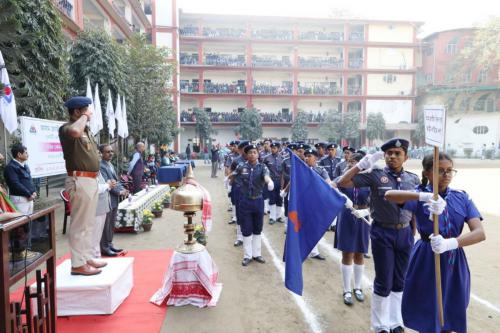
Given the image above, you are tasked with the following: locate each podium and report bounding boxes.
[0,206,57,333]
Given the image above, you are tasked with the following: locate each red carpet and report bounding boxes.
[55,249,173,333]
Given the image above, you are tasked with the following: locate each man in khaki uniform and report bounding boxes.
[59,96,107,276]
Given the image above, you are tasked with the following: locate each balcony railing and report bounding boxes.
[252,29,293,40]
[299,31,344,41]
[56,0,74,20]
[252,55,291,67]
[204,54,246,67]
[180,111,293,123]
[180,82,199,93]
[180,53,199,65]
[203,27,246,38]
[348,58,364,69]
[347,86,362,95]
[180,26,199,37]
[204,82,246,94]
[349,32,364,42]
[298,82,342,95]
[253,82,293,95]
[298,56,343,69]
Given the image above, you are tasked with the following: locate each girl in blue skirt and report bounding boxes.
[334,153,371,306]
[385,152,485,333]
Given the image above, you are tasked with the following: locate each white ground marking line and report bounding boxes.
[261,232,324,333]
[318,239,500,314]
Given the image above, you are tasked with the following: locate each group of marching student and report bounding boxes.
[223,137,486,333]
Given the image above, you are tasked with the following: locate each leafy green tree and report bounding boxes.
[343,110,361,146]
[411,109,425,145]
[124,34,177,144]
[0,0,70,120]
[291,110,309,142]
[193,107,214,146]
[366,112,386,144]
[69,29,126,119]
[238,108,262,141]
[319,108,342,142]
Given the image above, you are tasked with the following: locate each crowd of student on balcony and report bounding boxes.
[180,109,330,123]
[180,52,363,69]
[179,25,365,42]
[180,78,362,96]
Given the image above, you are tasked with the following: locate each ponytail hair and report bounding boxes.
[419,152,454,190]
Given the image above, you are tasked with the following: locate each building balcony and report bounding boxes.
[299,31,344,41]
[348,59,364,69]
[298,83,342,96]
[180,82,199,93]
[203,27,246,38]
[298,56,344,69]
[203,82,246,94]
[253,82,293,95]
[180,53,199,65]
[180,111,293,124]
[204,54,246,67]
[180,25,199,36]
[347,87,362,95]
[252,29,293,40]
[252,55,291,67]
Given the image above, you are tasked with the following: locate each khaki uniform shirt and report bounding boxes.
[59,122,99,173]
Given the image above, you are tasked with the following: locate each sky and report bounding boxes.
[178,0,499,37]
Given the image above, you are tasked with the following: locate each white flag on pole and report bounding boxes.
[86,78,96,133]
[0,51,18,134]
[94,83,103,133]
[105,89,115,138]
[116,93,125,138]
[122,95,129,138]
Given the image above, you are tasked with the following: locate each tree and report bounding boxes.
[366,112,386,144]
[343,110,361,146]
[238,108,262,141]
[411,109,425,145]
[291,110,309,142]
[0,0,70,120]
[124,34,177,143]
[69,28,127,136]
[193,107,214,146]
[319,108,342,142]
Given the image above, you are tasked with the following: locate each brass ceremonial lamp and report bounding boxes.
[170,164,205,253]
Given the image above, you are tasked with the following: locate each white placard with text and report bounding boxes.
[424,105,446,148]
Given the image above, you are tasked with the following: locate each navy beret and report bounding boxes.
[342,146,356,153]
[326,143,338,149]
[229,140,237,145]
[381,138,409,152]
[270,142,281,148]
[355,150,367,156]
[64,96,92,110]
[297,143,310,150]
[304,148,319,157]
[287,143,298,150]
[314,142,327,149]
[244,144,258,154]
[238,140,250,149]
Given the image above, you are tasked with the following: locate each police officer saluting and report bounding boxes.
[262,142,284,224]
[338,138,419,333]
[231,144,274,266]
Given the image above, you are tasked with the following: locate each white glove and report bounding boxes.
[369,151,385,166]
[429,234,458,254]
[418,192,434,202]
[356,154,372,170]
[419,193,446,219]
[267,180,274,191]
[352,209,370,219]
[343,196,353,209]
[280,189,287,198]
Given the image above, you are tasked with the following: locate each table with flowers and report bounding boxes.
[115,184,170,233]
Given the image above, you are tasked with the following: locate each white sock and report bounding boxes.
[236,225,243,241]
[232,205,236,220]
[341,264,353,292]
[264,199,269,213]
[388,291,404,329]
[252,234,262,257]
[353,264,364,289]
[371,293,390,332]
[269,205,276,220]
[243,236,253,259]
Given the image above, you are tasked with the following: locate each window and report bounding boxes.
[474,94,490,111]
[459,97,470,111]
[445,38,458,55]
[478,69,488,83]
[425,73,433,82]
[383,74,397,84]
[423,45,434,56]
[472,126,489,134]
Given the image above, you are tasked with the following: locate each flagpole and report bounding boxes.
[433,146,444,327]
[3,125,8,162]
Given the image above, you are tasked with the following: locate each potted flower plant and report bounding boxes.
[193,224,207,246]
[151,201,163,218]
[162,192,171,208]
[142,209,154,231]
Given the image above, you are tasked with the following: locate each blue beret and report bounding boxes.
[326,143,338,149]
[381,138,409,152]
[238,140,250,149]
[304,148,319,157]
[244,144,258,153]
[342,146,356,153]
[64,96,92,110]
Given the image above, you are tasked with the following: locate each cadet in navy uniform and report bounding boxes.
[262,142,284,224]
[304,148,330,260]
[280,143,297,231]
[333,146,356,178]
[334,152,371,306]
[230,140,250,246]
[319,143,341,181]
[338,138,420,333]
[314,142,327,159]
[260,139,272,214]
[385,153,485,333]
[225,140,240,223]
[295,143,309,161]
[232,144,274,266]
